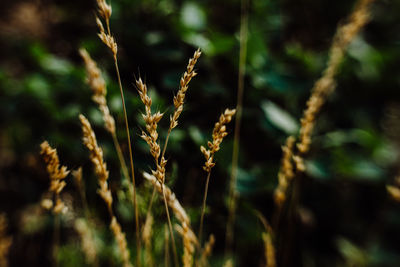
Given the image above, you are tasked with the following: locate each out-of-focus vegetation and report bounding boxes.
[1,0,400,266]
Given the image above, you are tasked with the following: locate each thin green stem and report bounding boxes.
[198,171,212,245]
[226,0,249,256]
[113,56,141,267]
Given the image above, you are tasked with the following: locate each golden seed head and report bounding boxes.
[110,216,132,267]
[170,49,202,130]
[96,0,112,20]
[79,114,112,210]
[201,108,236,172]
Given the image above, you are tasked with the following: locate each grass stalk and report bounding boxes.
[162,184,180,267]
[113,56,141,267]
[198,171,211,244]
[226,0,249,255]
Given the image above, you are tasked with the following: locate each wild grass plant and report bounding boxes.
[2,0,397,266]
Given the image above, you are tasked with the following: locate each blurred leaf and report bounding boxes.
[181,2,206,30]
[336,237,369,266]
[40,55,73,75]
[261,100,299,134]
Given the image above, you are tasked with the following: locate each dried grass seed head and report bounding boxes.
[96,16,117,56]
[96,0,112,21]
[40,141,69,194]
[201,108,236,172]
[110,216,132,267]
[79,114,112,209]
[170,49,201,129]
[79,48,115,134]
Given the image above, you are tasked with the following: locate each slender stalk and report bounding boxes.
[162,184,179,267]
[165,224,170,267]
[111,132,131,185]
[113,57,141,267]
[198,171,211,244]
[226,0,249,255]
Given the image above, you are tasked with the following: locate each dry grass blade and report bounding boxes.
[199,234,215,267]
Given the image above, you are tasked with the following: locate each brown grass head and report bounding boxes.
[96,16,117,57]
[79,48,116,134]
[96,0,112,21]
[170,49,202,130]
[297,0,375,156]
[110,216,133,267]
[40,141,69,214]
[273,136,295,208]
[79,114,112,211]
[199,234,215,267]
[201,108,236,172]
[182,221,195,267]
[136,78,163,163]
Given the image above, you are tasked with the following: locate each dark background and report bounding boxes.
[1,0,400,266]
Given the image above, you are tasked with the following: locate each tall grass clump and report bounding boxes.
[28,0,380,266]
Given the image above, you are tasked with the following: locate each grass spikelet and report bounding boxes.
[273,136,296,208]
[79,48,115,134]
[256,212,276,267]
[136,78,164,169]
[169,49,201,131]
[143,172,190,229]
[110,216,132,267]
[142,213,154,267]
[79,114,113,212]
[262,232,276,267]
[297,0,375,156]
[182,222,195,267]
[0,214,12,267]
[143,172,198,243]
[79,114,132,267]
[40,141,69,214]
[199,108,236,242]
[199,234,215,267]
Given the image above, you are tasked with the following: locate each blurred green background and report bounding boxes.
[1,0,400,266]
